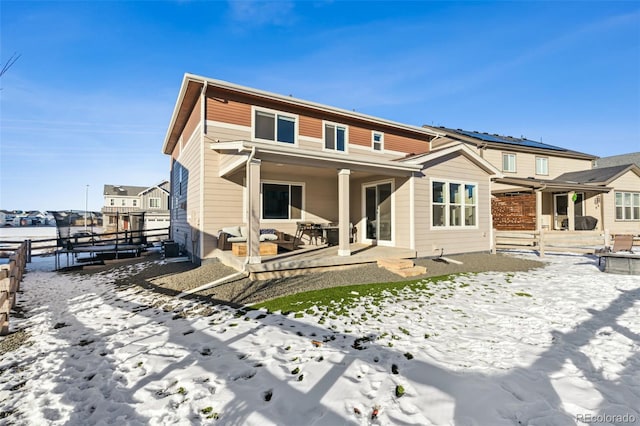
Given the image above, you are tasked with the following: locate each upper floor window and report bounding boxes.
[372,131,384,151]
[133,199,138,207]
[502,153,516,172]
[615,192,640,221]
[432,180,477,228]
[121,199,126,206]
[149,198,161,209]
[254,108,296,144]
[110,198,114,206]
[324,122,347,152]
[535,157,548,175]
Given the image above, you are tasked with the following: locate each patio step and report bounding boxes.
[390,265,428,278]
[377,258,415,270]
[377,258,427,277]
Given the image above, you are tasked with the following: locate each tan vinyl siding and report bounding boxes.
[202,148,244,258]
[482,148,592,179]
[414,153,492,256]
[171,128,202,258]
[601,171,640,234]
[259,171,338,237]
[206,122,251,142]
[393,177,411,248]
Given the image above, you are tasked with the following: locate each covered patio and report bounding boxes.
[211,139,422,265]
[492,176,611,232]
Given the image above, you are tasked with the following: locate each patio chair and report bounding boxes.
[597,234,634,265]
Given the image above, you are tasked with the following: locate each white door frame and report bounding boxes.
[361,179,395,247]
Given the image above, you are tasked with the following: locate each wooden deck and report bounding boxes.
[215,243,417,279]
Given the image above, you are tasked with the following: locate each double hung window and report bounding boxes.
[502,153,516,172]
[324,122,347,152]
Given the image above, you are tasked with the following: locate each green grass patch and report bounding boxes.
[253,276,451,314]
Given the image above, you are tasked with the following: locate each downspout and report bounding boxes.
[244,146,257,269]
[198,81,207,263]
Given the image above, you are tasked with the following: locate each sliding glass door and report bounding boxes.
[364,181,393,244]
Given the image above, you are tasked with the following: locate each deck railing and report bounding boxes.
[1,241,28,335]
[492,229,639,257]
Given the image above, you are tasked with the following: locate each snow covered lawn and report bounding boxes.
[1,252,638,425]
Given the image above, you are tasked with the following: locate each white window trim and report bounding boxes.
[535,156,549,176]
[371,131,384,152]
[149,197,161,209]
[615,191,640,221]
[322,120,349,153]
[260,179,305,222]
[502,152,516,173]
[429,178,479,230]
[251,106,299,146]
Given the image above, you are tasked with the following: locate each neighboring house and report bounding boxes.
[162,74,502,264]
[102,181,170,232]
[0,210,15,226]
[423,126,640,234]
[593,152,640,169]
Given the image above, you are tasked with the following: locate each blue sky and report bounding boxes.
[1,1,639,211]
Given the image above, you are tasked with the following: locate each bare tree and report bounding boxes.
[0,52,21,88]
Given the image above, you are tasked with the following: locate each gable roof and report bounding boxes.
[400,143,503,177]
[594,152,640,169]
[554,164,640,185]
[162,73,444,155]
[138,180,170,196]
[423,125,596,160]
[103,184,148,197]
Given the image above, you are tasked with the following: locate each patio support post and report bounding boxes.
[535,190,543,231]
[247,158,262,264]
[338,169,351,256]
[567,191,575,231]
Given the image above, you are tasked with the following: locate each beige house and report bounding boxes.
[423,126,640,234]
[102,181,170,232]
[162,74,502,264]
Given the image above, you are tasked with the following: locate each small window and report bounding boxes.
[121,199,126,206]
[110,199,114,206]
[133,199,138,207]
[535,157,548,175]
[324,122,347,152]
[254,109,296,144]
[502,153,516,172]
[262,183,303,220]
[149,198,160,209]
[372,131,384,151]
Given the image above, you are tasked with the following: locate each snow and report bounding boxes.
[1,252,639,425]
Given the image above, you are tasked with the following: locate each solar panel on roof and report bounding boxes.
[455,130,566,151]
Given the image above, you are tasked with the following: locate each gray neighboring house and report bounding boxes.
[593,152,640,169]
[102,181,170,232]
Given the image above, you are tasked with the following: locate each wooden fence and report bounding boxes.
[492,229,639,257]
[1,241,28,335]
